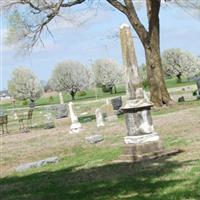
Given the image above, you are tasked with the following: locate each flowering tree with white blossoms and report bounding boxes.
[92,59,123,93]
[162,48,200,83]
[51,61,91,100]
[8,67,44,102]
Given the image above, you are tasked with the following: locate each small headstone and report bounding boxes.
[85,134,104,144]
[59,92,64,104]
[106,115,118,122]
[80,112,88,116]
[29,101,35,109]
[56,104,68,119]
[95,108,105,127]
[101,103,117,121]
[43,107,55,129]
[178,96,185,102]
[196,78,200,100]
[68,102,82,134]
[106,99,110,105]
[16,157,59,172]
[102,103,118,121]
[111,96,122,110]
[13,112,18,120]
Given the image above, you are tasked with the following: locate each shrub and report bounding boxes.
[21,99,28,106]
[77,91,87,96]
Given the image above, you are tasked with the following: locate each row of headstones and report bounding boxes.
[178,79,200,102]
[68,97,123,134]
[42,96,123,131]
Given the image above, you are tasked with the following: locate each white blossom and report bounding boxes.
[50,60,91,100]
[92,58,123,88]
[162,48,200,81]
[8,67,43,101]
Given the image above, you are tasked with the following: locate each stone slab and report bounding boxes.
[124,133,159,144]
[16,156,59,172]
[85,134,104,144]
[105,115,118,122]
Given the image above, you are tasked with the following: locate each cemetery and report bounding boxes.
[1,1,200,200]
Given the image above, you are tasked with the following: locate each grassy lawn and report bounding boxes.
[0,78,196,110]
[165,78,195,88]
[1,101,200,200]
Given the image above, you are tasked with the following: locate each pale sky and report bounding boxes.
[1,2,200,89]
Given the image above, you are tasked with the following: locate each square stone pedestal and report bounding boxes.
[122,140,164,162]
[122,133,163,162]
[115,133,183,163]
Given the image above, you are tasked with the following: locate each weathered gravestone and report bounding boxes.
[68,102,82,134]
[95,108,105,127]
[196,78,200,100]
[111,96,123,115]
[43,108,55,129]
[85,134,104,144]
[59,92,64,104]
[178,96,185,102]
[118,24,177,162]
[16,157,59,172]
[101,103,118,122]
[56,104,68,119]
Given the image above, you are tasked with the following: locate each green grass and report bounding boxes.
[1,146,200,200]
[0,78,196,110]
[152,100,200,116]
[1,98,200,200]
[165,78,195,88]
[0,85,126,110]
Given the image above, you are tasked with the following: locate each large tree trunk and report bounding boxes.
[145,47,171,106]
[176,73,182,83]
[144,0,172,106]
[70,91,76,100]
[122,0,172,106]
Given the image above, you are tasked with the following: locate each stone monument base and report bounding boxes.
[115,134,183,163]
[69,122,82,134]
[124,133,159,144]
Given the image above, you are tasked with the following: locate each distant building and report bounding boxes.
[0,90,11,101]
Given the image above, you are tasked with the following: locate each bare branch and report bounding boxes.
[123,0,148,45]
[61,0,86,7]
[106,0,127,14]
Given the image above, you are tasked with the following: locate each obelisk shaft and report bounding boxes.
[120,24,143,100]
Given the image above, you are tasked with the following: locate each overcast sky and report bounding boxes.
[1,2,200,89]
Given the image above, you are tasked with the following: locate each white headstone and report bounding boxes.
[68,102,82,133]
[106,99,110,105]
[95,108,105,127]
[59,92,64,104]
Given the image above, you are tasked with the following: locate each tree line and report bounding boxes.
[8,58,123,102]
[8,49,200,104]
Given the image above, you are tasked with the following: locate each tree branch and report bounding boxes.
[106,0,127,14]
[123,0,148,45]
[61,0,86,7]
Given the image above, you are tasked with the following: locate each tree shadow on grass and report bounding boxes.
[1,158,200,200]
